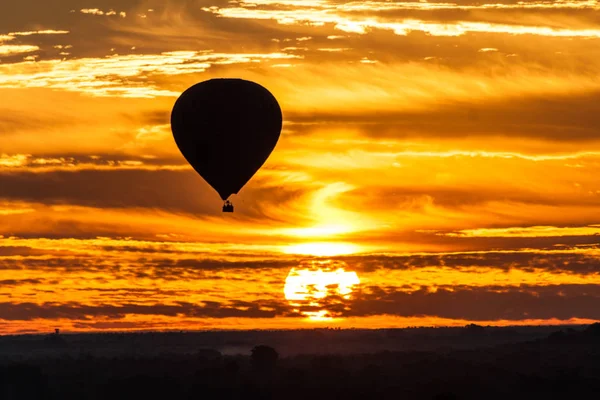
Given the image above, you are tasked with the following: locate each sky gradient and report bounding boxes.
[1,0,600,334]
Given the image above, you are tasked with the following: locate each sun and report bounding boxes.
[283,260,360,321]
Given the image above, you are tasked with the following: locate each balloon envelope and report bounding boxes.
[171,79,282,200]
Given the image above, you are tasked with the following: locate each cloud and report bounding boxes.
[0,154,185,170]
[203,0,600,37]
[0,109,78,136]
[0,279,43,287]
[0,300,290,321]
[439,225,600,238]
[0,51,300,97]
[345,249,600,275]
[284,89,600,141]
[0,246,48,256]
[1,235,599,329]
[6,30,70,36]
[0,166,309,219]
[79,8,127,17]
[0,45,40,56]
[0,30,69,59]
[345,284,600,321]
[4,147,600,247]
[1,283,600,322]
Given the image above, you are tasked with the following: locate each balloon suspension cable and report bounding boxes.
[222,200,234,213]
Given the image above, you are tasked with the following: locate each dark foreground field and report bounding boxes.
[1,324,600,399]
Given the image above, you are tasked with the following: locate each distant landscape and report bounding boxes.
[2,324,600,399]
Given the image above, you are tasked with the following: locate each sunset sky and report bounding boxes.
[1,0,600,334]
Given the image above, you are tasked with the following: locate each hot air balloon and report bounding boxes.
[171,79,283,213]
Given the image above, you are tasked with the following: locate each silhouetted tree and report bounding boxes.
[44,329,67,347]
[464,323,485,335]
[224,359,240,376]
[251,345,278,372]
[432,392,459,400]
[585,322,600,337]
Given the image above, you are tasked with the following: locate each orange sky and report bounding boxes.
[1,0,600,334]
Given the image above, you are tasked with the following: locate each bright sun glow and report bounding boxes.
[284,261,360,320]
[283,242,361,256]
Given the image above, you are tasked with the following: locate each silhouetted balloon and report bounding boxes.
[171,79,282,204]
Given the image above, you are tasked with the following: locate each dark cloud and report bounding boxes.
[0,279,43,287]
[0,217,159,241]
[0,299,292,321]
[0,246,49,256]
[343,250,600,275]
[352,228,600,253]
[0,168,303,217]
[121,258,293,281]
[344,284,600,321]
[0,257,122,274]
[0,255,297,283]
[172,258,297,271]
[0,169,212,212]
[2,245,600,276]
[133,110,171,125]
[346,185,600,211]
[2,283,599,322]
[287,90,600,141]
[0,109,72,135]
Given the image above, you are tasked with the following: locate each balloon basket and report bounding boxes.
[222,201,234,213]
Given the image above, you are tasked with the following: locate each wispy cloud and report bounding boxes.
[79,8,127,17]
[0,45,39,56]
[0,51,300,97]
[438,225,600,238]
[0,30,69,57]
[6,30,70,37]
[204,0,600,37]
